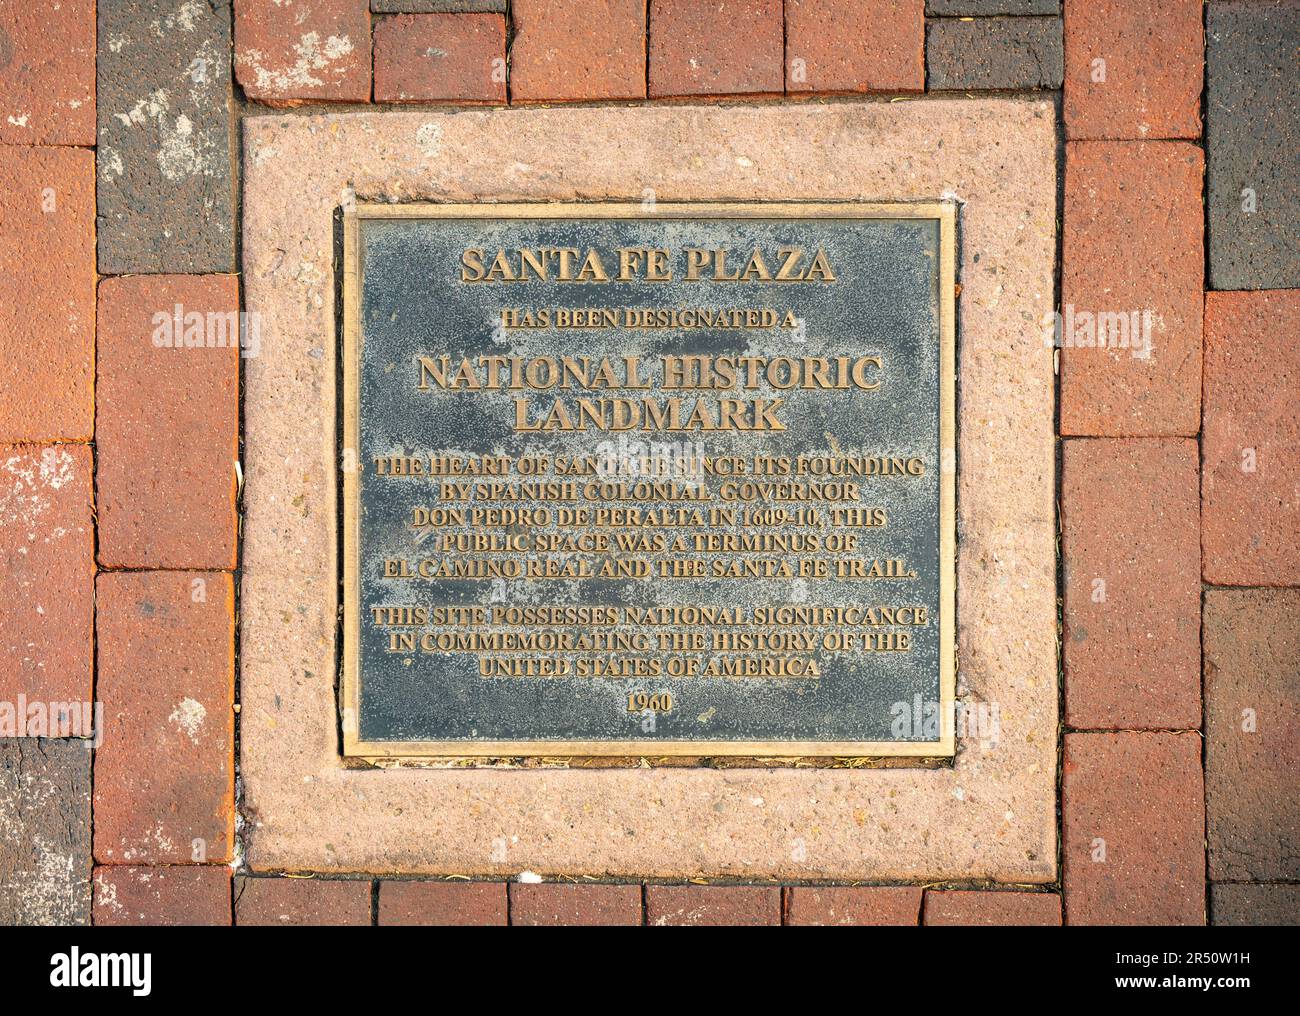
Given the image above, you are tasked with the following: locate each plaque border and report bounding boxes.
[340,201,957,761]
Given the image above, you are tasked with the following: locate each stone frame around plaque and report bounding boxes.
[340,201,958,762]
[240,100,1057,881]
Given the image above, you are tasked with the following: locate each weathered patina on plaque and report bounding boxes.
[341,203,955,759]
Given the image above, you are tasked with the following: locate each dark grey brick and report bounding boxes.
[1206,1,1300,290]
[372,2,505,11]
[97,0,235,274]
[926,17,1063,90]
[1204,589,1300,883]
[1211,884,1300,926]
[0,739,93,925]
[927,1,1059,14]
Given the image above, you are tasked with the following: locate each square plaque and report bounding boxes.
[341,202,955,759]
[243,102,1057,879]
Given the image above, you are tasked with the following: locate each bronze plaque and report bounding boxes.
[341,202,956,759]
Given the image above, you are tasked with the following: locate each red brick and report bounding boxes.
[646,885,780,926]
[649,0,783,98]
[0,445,93,706]
[786,886,920,925]
[96,276,239,570]
[1062,439,1201,729]
[236,877,372,925]
[924,891,1062,926]
[1060,142,1203,436]
[511,0,645,102]
[379,880,506,925]
[786,0,923,94]
[0,0,95,145]
[1063,732,1205,925]
[94,571,235,865]
[235,0,371,105]
[94,865,231,926]
[374,14,505,103]
[1064,0,1202,140]
[0,147,95,442]
[1204,589,1300,882]
[1202,291,1300,585]
[510,883,641,926]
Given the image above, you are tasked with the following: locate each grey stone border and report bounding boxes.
[241,100,1057,881]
